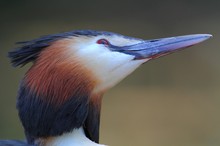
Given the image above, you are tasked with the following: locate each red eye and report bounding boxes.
[96,39,110,46]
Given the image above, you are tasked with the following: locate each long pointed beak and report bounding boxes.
[119,34,212,60]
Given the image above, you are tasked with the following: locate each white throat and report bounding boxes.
[45,127,106,146]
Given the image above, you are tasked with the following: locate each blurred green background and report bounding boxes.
[0,0,219,146]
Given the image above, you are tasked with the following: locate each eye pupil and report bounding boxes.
[97,39,110,45]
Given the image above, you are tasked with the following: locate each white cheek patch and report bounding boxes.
[104,35,143,46]
[68,36,147,93]
[72,44,146,93]
[93,59,146,93]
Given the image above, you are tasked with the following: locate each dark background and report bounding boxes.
[0,0,219,146]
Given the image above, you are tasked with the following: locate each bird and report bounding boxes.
[0,30,211,146]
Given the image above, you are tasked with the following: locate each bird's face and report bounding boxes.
[69,35,146,93]
[63,33,211,93]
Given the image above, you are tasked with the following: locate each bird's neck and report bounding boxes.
[16,54,103,145]
[38,127,106,146]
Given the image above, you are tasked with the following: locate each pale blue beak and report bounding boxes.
[118,34,212,60]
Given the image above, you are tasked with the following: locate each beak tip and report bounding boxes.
[208,34,213,37]
[195,34,213,44]
[199,34,213,41]
[185,34,213,45]
[203,34,213,39]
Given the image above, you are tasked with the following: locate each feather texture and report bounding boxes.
[8,30,122,67]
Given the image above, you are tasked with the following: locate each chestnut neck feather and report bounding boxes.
[16,41,102,145]
[25,44,94,105]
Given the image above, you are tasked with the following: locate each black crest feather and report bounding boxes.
[8,30,119,67]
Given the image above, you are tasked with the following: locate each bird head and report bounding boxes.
[67,32,212,93]
[8,30,212,145]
